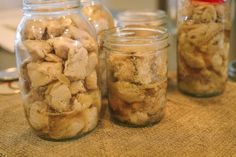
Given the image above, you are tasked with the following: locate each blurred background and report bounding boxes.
[0,0,235,71]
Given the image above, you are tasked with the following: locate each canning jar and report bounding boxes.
[81,0,114,34]
[15,0,101,140]
[177,0,232,97]
[104,27,169,127]
[117,11,167,28]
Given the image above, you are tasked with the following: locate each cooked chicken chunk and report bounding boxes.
[64,47,88,80]
[24,40,53,60]
[69,14,96,37]
[86,53,98,76]
[109,55,135,82]
[65,25,97,52]
[85,71,98,90]
[110,81,145,103]
[45,54,62,62]
[82,107,98,132]
[134,57,152,85]
[23,19,46,40]
[76,93,94,109]
[46,17,72,38]
[49,115,85,139]
[48,37,82,59]
[29,101,49,132]
[70,81,86,95]
[27,62,62,88]
[46,82,72,112]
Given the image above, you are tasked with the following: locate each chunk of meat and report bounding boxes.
[89,90,102,112]
[56,74,70,86]
[85,71,98,90]
[64,47,89,80]
[48,37,82,60]
[134,57,153,85]
[129,111,149,126]
[46,17,72,38]
[28,101,49,132]
[19,59,32,94]
[23,19,46,40]
[201,5,217,23]
[86,53,98,76]
[82,107,98,132]
[181,51,205,69]
[46,82,72,112]
[65,25,98,52]
[110,81,145,103]
[24,40,53,60]
[27,62,62,88]
[70,81,86,95]
[49,115,85,139]
[76,93,94,110]
[109,55,135,82]
[69,14,96,37]
[45,54,62,62]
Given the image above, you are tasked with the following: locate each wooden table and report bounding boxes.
[0,74,236,157]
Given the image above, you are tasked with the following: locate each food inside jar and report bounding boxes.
[82,4,114,34]
[107,51,167,126]
[20,15,101,140]
[177,1,231,96]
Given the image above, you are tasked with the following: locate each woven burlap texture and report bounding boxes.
[0,74,236,157]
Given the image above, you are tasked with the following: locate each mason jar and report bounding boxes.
[177,0,232,97]
[15,0,101,140]
[104,27,169,127]
[117,10,167,28]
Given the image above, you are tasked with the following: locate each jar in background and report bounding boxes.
[15,0,101,140]
[117,11,167,28]
[104,27,168,126]
[177,0,232,97]
[81,0,114,35]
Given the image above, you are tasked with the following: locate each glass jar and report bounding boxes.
[177,0,232,97]
[81,0,114,35]
[15,0,101,140]
[117,11,167,28]
[104,27,169,127]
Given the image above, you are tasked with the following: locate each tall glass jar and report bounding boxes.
[81,0,114,34]
[15,0,101,140]
[104,27,169,127]
[117,11,167,28]
[177,0,232,97]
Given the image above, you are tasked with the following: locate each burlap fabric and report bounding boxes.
[0,73,236,157]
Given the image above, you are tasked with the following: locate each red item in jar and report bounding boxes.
[192,0,225,4]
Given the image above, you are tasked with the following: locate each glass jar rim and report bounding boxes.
[23,0,81,13]
[103,27,169,54]
[117,10,167,24]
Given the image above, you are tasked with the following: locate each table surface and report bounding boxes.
[0,73,236,157]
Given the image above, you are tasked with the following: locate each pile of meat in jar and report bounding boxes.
[178,1,231,95]
[19,15,101,140]
[107,49,167,126]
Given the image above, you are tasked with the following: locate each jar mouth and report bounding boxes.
[103,27,169,54]
[23,0,80,14]
[117,10,167,24]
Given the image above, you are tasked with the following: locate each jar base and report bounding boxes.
[178,87,224,98]
[33,122,100,142]
[109,109,165,128]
